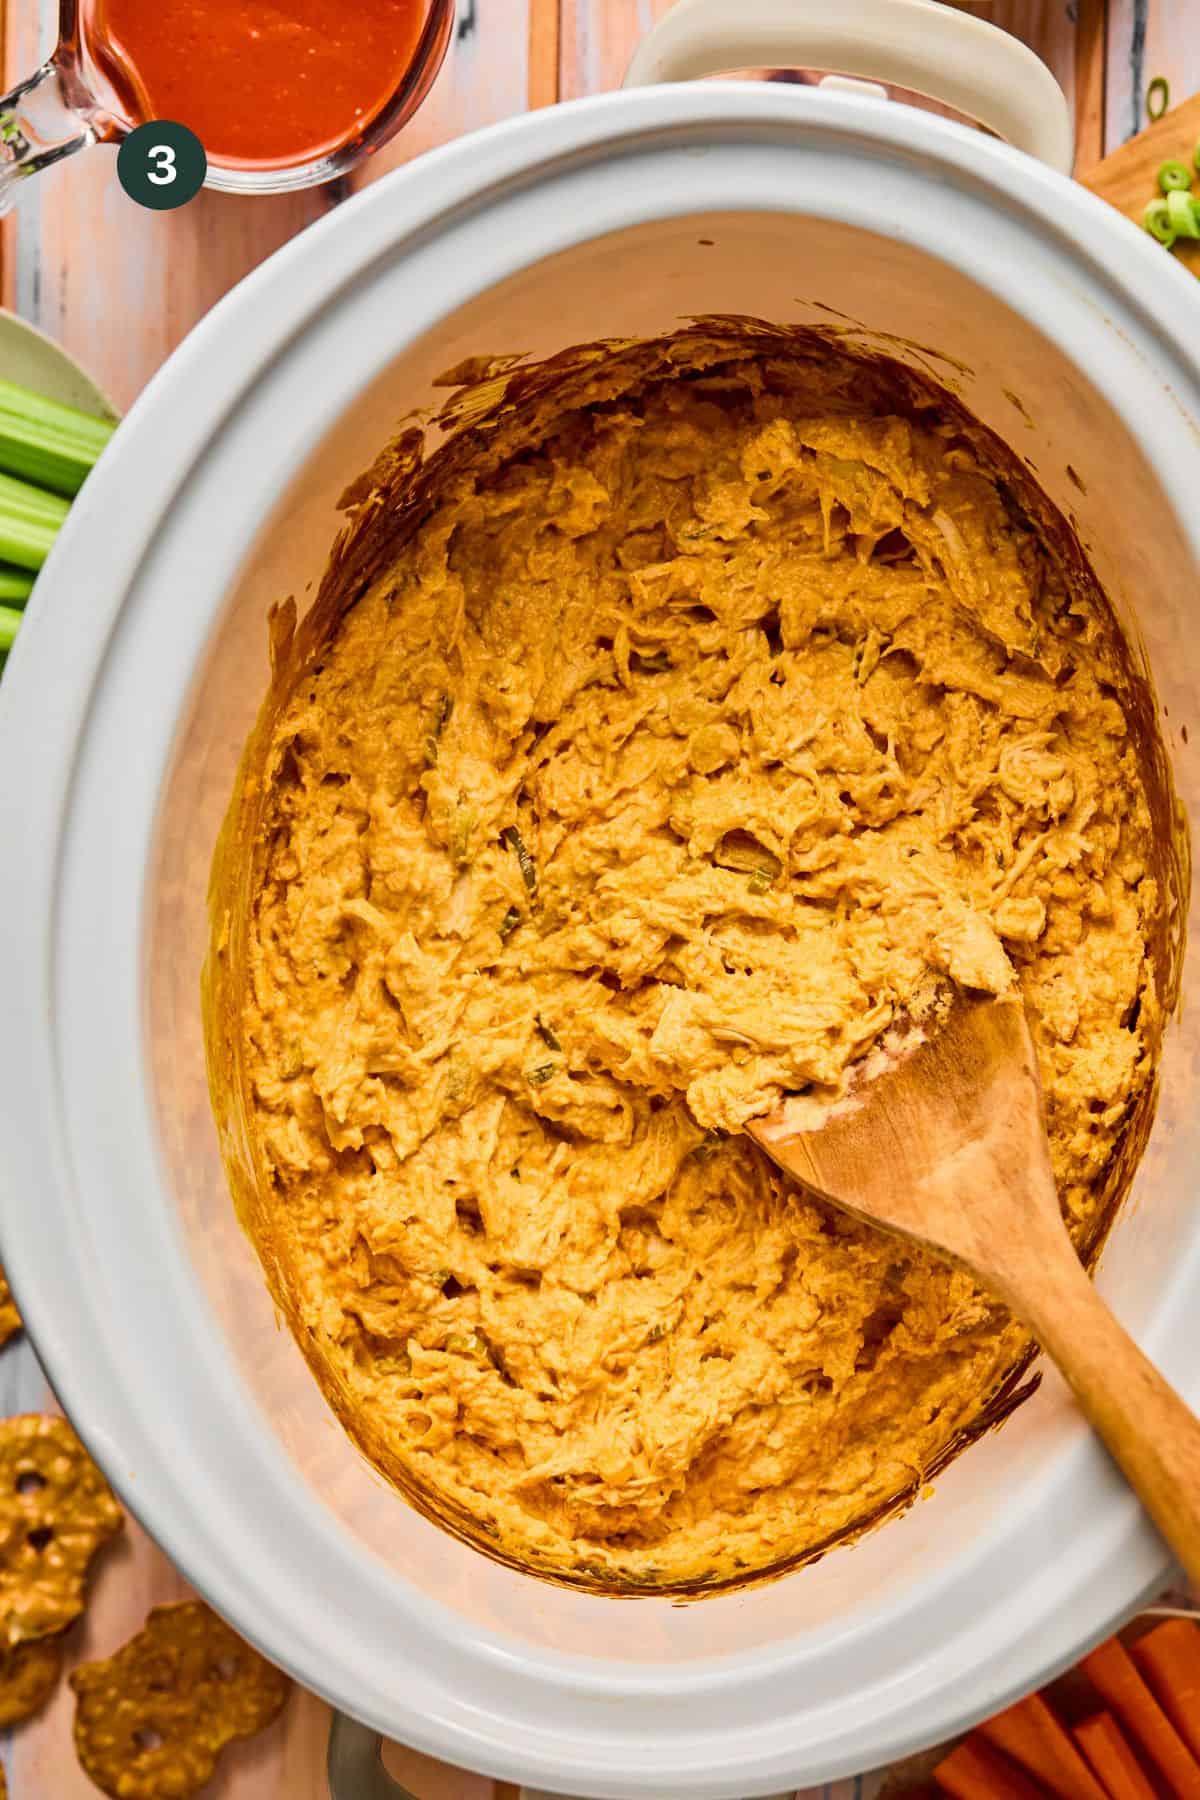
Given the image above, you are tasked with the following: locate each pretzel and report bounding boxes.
[0,1631,62,1726]
[0,1262,20,1349]
[0,1414,122,1644]
[71,1600,290,1799]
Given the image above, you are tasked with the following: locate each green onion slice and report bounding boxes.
[1167,188,1200,238]
[502,824,537,893]
[1158,159,1193,193]
[630,649,672,674]
[1147,77,1170,122]
[498,905,521,942]
[1144,198,1176,244]
[1144,198,1177,245]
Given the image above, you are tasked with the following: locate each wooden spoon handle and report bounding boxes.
[1008,1243,1200,1588]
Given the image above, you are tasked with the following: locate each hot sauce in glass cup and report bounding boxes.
[0,0,454,206]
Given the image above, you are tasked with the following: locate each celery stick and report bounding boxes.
[0,379,114,496]
[0,379,114,449]
[0,470,69,570]
[0,568,34,606]
[0,605,22,652]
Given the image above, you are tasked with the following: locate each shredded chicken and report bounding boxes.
[224,344,1162,1589]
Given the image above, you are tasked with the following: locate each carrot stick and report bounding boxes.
[979,1692,1109,1799]
[1074,1712,1159,1800]
[1132,1620,1200,1763]
[1081,1635,1200,1799]
[935,1735,1054,1799]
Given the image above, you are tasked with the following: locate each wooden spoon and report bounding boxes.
[746,989,1200,1585]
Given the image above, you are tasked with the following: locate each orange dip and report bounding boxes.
[91,0,430,168]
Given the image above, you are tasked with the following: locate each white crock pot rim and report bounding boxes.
[2,84,1199,1797]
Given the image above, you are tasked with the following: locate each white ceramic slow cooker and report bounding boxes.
[2,1,1200,1794]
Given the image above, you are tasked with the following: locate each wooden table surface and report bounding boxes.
[1,2,1198,1797]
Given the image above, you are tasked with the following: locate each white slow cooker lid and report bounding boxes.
[2,84,1199,1798]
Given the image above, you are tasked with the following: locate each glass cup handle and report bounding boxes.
[622,0,1074,174]
[327,1713,421,1800]
[0,58,109,216]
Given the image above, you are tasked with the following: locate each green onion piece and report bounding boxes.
[1167,188,1200,239]
[0,567,34,606]
[424,691,453,765]
[526,1062,557,1087]
[0,379,115,497]
[0,605,21,652]
[1147,76,1170,122]
[498,905,521,942]
[630,649,672,674]
[0,470,69,570]
[1144,198,1177,245]
[536,1017,562,1051]
[690,1128,723,1163]
[1158,158,1193,193]
[502,825,537,893]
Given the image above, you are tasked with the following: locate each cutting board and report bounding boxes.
[6,89,1200,1800]
[1081,90,1200,275]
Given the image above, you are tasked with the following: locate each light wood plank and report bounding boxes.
[529,0,563,109]
[1104,0,1147,147]
[1106,0,1200,150]
[560,0,670,98]
[1074,0,1109,170]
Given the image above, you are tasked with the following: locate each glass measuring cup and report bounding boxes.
[0,0,455,210]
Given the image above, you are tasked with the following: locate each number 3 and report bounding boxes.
[147,144,177,186]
